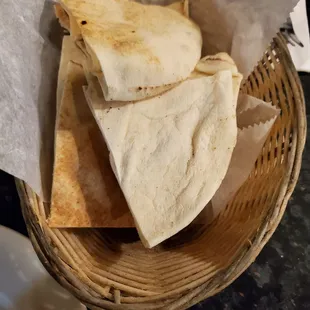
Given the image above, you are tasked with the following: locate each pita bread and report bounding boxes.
[49,39,134,228]
[196,53,239,76]
[196,53,243,104]
[84,61,242,247]
[57,0,202,101]
[56,36,85,110]
[55,1,189,29]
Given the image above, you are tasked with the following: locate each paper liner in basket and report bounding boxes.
[210,95,280,220]
[137,0,299,78]
[0,0,298,201]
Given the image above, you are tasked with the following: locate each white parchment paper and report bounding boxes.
[139,0,299,77]
[194,95,280,224]
[0,0,61,199]
[288,0,310,72]
[211,95,280,218]
[0,0,298,201]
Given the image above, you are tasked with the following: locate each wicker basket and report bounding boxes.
[17,34,306,310]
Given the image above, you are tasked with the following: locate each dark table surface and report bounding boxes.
[0,74,309,309]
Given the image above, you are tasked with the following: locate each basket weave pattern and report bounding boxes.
[17,35,306,310]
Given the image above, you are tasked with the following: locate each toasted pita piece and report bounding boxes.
[49,41,134,228]
[55,1,189,27]
[57,0,202,101]
[84,66,241,247]
[56,36,85,109]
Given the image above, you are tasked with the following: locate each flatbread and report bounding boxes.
[49,39,134,228]
[84,59,242,247]
[57,0,202,101]
[56,36,85,110]
[196,53,239,76]
[55,1,190,29]
[196,53,243,103]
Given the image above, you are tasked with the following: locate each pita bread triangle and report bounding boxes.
[49,37,134,228]
[84,54,242,247]
[56,0,202,101]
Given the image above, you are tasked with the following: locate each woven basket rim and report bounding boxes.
[16,33,307,310]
